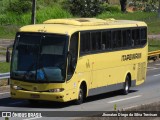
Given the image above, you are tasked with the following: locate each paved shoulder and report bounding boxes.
[148,34,160,39]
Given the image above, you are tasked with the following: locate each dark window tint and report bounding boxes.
[112,30,121,48]
[80,32,91,54]
[67,32,78,80]
[141,28,147,46]
[132,29,140,46]
[91,32,101,51]
[122,30,132,47]
[102,31,112,50]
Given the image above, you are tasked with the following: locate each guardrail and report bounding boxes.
[0,72,10,80]
[148,50,160,61]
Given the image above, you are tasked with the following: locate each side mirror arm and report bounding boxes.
[6,48,10,63]
[6,44,13,63]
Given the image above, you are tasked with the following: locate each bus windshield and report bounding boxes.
[11,33,68,83]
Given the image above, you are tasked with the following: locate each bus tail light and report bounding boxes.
[49,88,64,92]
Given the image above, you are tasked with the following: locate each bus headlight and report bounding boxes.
[49,88,64,92]
[12,85,22,90]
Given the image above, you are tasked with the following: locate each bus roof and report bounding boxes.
[19,18,147,35]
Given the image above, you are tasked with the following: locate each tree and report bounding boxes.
[68,0,103,17]
[158,0,160,18]
[120,0,127,12]
[7,0,32,14]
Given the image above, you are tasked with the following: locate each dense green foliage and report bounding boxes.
[0,0,159,38]
[0,2,72,25]
[7,0,32,14]
[65,0,104,17]
[130,0,159,12]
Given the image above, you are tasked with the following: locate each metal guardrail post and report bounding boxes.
[0,73,10,80]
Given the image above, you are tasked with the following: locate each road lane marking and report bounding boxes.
[23,117,42,120]
[147,68,160,71]
[155,64,160,66]
[108,95,142,104]
[153,74,160,77]
[147,67,155,69]
[0,92,10,95]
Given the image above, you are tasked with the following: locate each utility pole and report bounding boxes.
[120,0,127,13]
[158,0,160,18]
[31,0,36,24]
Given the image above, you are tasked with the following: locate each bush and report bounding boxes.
[7,0,32,14]
[65,0,104,17]
[104,4,121,13]
[129,0,158,12]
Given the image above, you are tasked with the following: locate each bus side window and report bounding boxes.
[102,31,112,50]
[122,30,131,48]
[141,28,147,46]
[67,32,78,80]
[80,32,91,54]
[112,30,121,49]
[132,29,140,47]
[91,32,101,51]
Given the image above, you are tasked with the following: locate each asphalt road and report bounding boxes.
[0,61,160,120]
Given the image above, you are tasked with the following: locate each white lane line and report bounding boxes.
[0,92,10,95]
[147,68,160,71]
[9,101,23,105]
[153,74,160,77]
[23,117,42,120]
[108,95,142,104]
[147,67,155,69]
[155,64,160,66]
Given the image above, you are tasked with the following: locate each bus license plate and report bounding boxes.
[30,94,40,98]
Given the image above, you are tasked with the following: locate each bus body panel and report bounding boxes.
[10,18,148,102]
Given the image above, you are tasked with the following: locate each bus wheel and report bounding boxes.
[122,76,130,95]
[75,86,84,105]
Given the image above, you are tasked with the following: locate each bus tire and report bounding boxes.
[122,76,130,95]
[75,85,84,105]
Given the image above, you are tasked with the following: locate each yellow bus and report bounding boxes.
[10,18,147,104]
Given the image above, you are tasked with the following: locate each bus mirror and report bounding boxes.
[6,48,11,63]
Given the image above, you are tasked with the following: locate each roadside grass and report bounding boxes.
[147,18,160,35]
[0,4,72,25]
[148,39,160,52]
[0,79,8,87]
[97,11,160,35]
[0,62,10,73]
[0,25,18,39]
[0,5,159,39]
[0,4,72,39]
